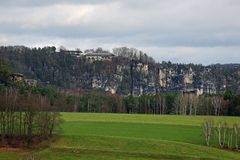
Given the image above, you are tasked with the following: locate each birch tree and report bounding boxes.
[202,119,214,146]
[211,96,224,116]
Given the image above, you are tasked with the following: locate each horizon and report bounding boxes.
[0,0,240,65]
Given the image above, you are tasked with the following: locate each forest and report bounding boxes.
[1,46,240,95]
[58,89,240,116]
[1,57,240,118]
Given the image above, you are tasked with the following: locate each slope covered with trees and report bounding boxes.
[1,46,240,95]
[1,46,240,116]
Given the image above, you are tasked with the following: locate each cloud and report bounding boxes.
[0,0,240,64]
[0,4,97,28]
[0,0,115,7]
[0,34,9,44]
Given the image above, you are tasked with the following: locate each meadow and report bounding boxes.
[0,113,240,160]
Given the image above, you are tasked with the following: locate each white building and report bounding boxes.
[85,53,115,62]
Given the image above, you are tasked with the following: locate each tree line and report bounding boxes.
[55,89,240,116]
[122,93,240,116]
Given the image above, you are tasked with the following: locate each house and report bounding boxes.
[24,79,37,87]
[10,73,38,86]
[182,89,198,98]
[11,73,24,82]
[85,52,115,62]
[182,85,204,97]
[63,50,82,58]
[70,50,82,57]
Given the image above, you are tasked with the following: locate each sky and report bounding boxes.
[0,0,240,65]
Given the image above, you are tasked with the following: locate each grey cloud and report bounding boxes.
[0,0,240,64]
[1,22,240,47]
[0,0,115,7]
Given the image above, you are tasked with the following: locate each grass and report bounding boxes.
[61,121,202,144]
[1,113,240,160]
[62,113,240,126]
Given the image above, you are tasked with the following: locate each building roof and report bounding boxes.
[85,52,115,57]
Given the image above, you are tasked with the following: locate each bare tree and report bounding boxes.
[174,94,188,115]
[211,96,224,116]
[0,87,61,148]
[193,95,199,115]
[216,122,227,148]
[227,126,233,149]
[202,119,214,146]
[188,94,199,115]
[233,123,239,150]
[156,94,166,115]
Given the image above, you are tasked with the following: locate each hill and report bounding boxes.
[1,46,240,96]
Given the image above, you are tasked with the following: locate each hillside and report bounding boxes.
[1,46,240,96]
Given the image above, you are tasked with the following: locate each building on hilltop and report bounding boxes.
[85,52,115,62]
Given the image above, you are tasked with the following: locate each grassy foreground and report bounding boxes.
[0,113,240,160]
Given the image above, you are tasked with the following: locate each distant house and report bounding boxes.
[24,79,37,87]
[11,73,37,86]
[70,50,82,56]
[63,50,82,58]
[11,73,24,82]
[182,87,204,97]
[85,52,115,62]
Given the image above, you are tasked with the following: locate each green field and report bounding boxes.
[0,113,240,160]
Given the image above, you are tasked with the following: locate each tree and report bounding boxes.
[59,45,67,52]
[216,122,227,148]
[189,94,199,115]
[0,86,61,148]
[233,123,239,150]
[174,94,188,115]
[0,59,14,85]
[202,119,214,146]
[211,96,224,116]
